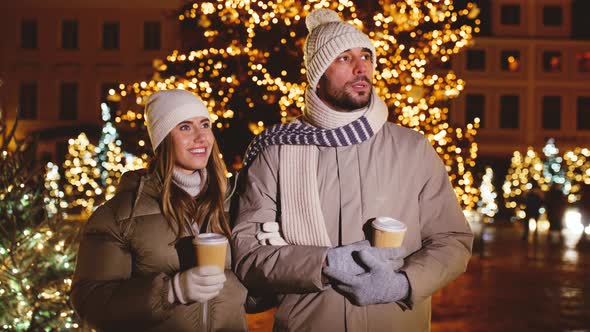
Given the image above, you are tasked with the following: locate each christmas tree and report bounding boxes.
[367,0,481,210]
[504,139,589,210]
[60,102,148,217]
[502,147,545,216]
[106,0,480,209]
[477,166,498,221]
[542,138,569,190]
[563,147,590,202]
[61,132,102,217]
[0,80,81,331]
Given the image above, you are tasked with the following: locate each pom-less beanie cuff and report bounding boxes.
[306,32,376,90]
[144,90,210,151]
[148,103,208,150]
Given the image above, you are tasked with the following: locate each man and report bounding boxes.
[231,8,473,332]
[545,183,566,244]
[523,184,543,240]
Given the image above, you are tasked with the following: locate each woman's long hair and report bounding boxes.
[149,136,231,241]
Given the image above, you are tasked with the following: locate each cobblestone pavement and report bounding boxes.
[247,222,590,332]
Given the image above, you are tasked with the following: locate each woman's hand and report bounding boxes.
[169,266,226,304]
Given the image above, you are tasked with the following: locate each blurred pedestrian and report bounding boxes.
[545,184,566,244]
[523,184,543,240]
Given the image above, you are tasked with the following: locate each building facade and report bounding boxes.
[451,0,590,157]
[0,0,182,161]
[1,0,589,161]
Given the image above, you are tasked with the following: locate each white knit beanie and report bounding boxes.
[304,9,377,90]
[144,89,211,151]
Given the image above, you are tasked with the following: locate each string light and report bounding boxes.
[563,147,590,202]
[503,147,546,211]
[478,166,498,220]
[1,96,81,330]
[104,0,480,209]
[59,103,149,217]
[503,139,590,218]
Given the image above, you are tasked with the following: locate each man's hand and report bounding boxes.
[323,249,409,306]
[326,242,406,275]
[325,240,371,276]
[361,246,406,271]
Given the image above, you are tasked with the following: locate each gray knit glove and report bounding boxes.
[326,240,371,276]
[326,241,406,276]
[323,249,409,306]
[363,246,406,271]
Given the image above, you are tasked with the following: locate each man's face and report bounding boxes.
[316,47,374,112]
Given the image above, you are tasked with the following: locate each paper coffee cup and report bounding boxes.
[372,217,407,248]
[193,233,228,271]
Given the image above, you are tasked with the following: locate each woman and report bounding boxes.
[71,89,248,331]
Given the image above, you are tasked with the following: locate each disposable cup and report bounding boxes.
[372,217,407,248]
[193,233,228,271]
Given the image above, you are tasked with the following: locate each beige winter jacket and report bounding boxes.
[71,170,248,332]
[232,122,473,332]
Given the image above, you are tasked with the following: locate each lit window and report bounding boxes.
[542,51,561,72]
[577,52,590,72]
[501,50,521,72]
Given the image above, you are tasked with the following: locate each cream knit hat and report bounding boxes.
[304,9,376,90]
[144,89,211,151]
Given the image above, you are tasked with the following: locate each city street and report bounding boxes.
[247,221,590,332]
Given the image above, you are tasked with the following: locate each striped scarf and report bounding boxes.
[243,87,388,246]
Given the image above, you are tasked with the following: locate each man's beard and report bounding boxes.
[320,76,372,112]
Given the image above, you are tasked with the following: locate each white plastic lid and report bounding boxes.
[372,217,407,232]
[194,233,228,245]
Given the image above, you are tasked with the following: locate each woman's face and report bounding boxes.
[169,116,214,174]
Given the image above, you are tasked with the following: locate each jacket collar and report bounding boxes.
[116,169,161,199]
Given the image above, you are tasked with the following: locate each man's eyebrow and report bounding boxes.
[200,118,210,123]
[338,48,371,56]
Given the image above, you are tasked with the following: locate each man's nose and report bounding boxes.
[353,57,367,75]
